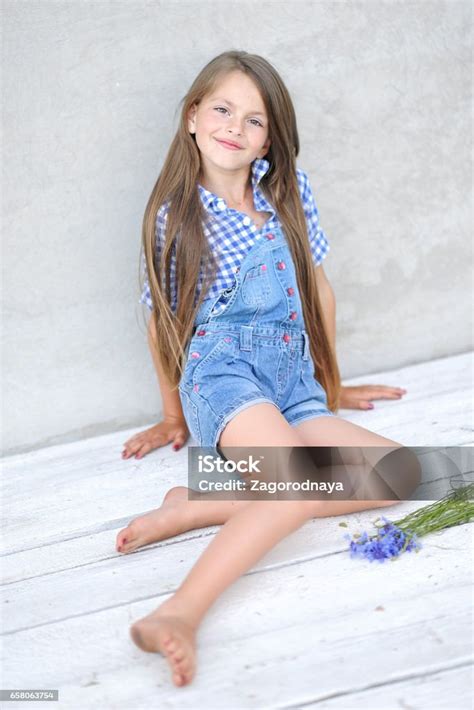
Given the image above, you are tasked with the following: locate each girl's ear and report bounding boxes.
[187,103,197,134]
[258,137,271,158]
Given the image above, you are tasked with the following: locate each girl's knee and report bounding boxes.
[370,446,422,501]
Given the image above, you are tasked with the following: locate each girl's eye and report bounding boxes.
[214,107,262,127]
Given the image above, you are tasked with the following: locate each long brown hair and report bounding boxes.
[140,50,341,412]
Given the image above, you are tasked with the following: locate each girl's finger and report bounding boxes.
[123,440,145,457]
[123,436,143,449]
[348,399,364,409]
[135,442,154,459]
[172,436,186,451]
[363,389,405,400]
[365,392,398,400]
[366,385,406,394]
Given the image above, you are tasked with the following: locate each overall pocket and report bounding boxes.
[178,387,201,443]
[180,334,236,390]
[300,354,313,378]
[241,264,271,306]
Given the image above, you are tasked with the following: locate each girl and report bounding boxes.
[116,51,418,687]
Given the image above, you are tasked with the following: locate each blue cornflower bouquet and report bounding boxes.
[341,482,474,563]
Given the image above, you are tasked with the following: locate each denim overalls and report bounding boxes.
[178,227,335,456]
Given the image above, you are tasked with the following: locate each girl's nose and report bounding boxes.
[226,118,244,134]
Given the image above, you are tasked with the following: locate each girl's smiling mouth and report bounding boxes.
[216,138,242,150]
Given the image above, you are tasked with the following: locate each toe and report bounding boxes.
[117,520,144,551]
[186,663,196,683]
[116,528,130,550]
[186,653,196,680]
[182,666,194,685]
[171,654,185,669]
[116,528,127,544]
[120,541,137,554]
[176,658,190,674]
[173,672,185,687]
[117,532,137,553]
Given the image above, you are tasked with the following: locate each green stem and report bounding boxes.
[389,482,474,537]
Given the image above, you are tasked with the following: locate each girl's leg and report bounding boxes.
[129,404,417,687]
[129,404,312,685]
[116,485,252,554]
[292,414,421,510]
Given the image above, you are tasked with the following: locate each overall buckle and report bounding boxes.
[240,325,253,352]
[302,330,310,360]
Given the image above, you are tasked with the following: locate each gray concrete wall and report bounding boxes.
[2,0,472,455]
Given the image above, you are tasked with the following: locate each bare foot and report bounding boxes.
[130,604,197,686]
[116,486,193,553]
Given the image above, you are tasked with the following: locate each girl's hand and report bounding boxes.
[121,416,190,460]
[339,384,407,411]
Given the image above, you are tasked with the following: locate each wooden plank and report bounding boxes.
[1,497,438,585]
[2,583,471,708]
[299,664,472,709]
[340,351,473,446]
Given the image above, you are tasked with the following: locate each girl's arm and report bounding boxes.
[314,264,336,354]
[120,316,189,460]
[314,265,408,410]
[147,315,186,421]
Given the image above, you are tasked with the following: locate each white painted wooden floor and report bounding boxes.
[2,351,473,710]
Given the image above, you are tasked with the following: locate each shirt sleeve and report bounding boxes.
[297,168,331,266]
[138,202,177,312]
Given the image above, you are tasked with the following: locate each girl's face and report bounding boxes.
[187,71,271,172]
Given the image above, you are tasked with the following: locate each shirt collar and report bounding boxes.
[197,157,271,213]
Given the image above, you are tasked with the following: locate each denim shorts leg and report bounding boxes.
[280,350,337,427]
[178,330,279,456]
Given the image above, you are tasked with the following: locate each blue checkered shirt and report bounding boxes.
[139,157,330,313]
